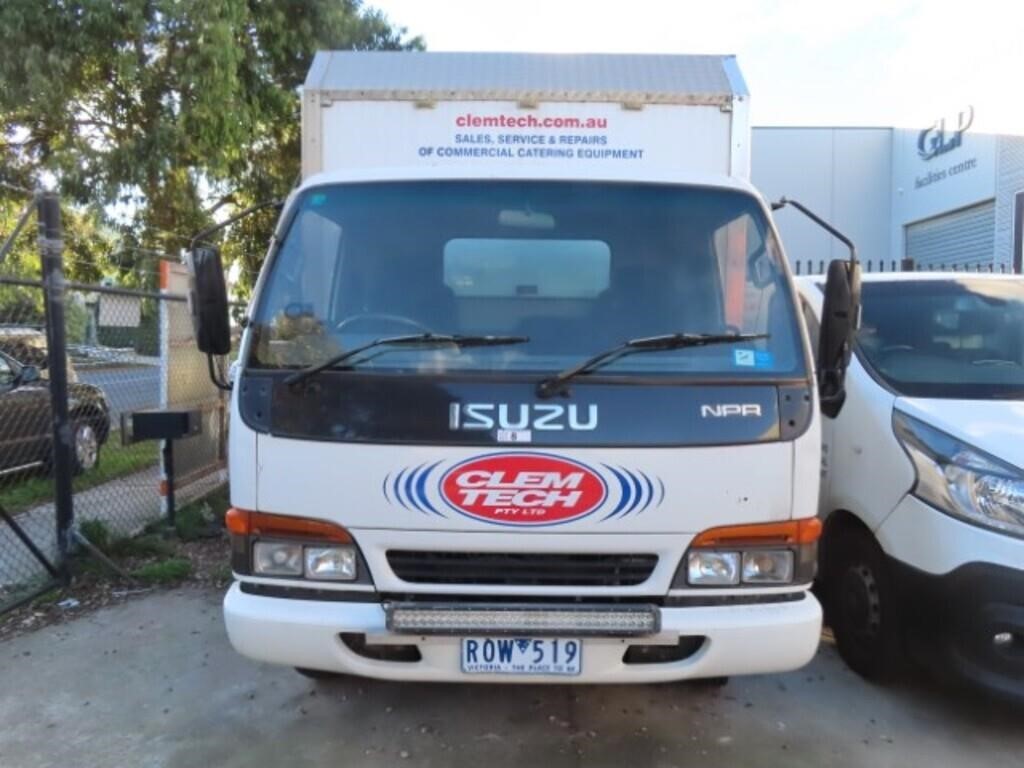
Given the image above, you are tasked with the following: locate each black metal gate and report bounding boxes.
[0,193,72,610]
[0,191,230,614]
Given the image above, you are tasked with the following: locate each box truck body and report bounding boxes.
[223,52,823,682]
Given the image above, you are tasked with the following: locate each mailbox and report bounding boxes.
[121,409,201,445]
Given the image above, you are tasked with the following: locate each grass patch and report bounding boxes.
[108,533,174,559]
[76,520,173,559]
[29,587,63,607]
[132,558,192,584]
[78,518,112,553]
[0,437,158,513]
[175,486,230,541]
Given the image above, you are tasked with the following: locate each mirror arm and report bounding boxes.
[207,354,232,392]
[771,197,858,266]
[189,198,282,393]
[190,199,284,250]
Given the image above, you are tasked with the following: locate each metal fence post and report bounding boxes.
[38,192,74,581]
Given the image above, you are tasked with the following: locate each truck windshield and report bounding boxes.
[248,181,805,380]
[857,278,1024,399]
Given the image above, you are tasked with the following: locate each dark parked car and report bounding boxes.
[0,326,78,382]
[0,350,110,478]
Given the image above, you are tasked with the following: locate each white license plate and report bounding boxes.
[460,637,582,676]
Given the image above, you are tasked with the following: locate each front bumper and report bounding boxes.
[889,558,1024,701]
[223,583,822,683]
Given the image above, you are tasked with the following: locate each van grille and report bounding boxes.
[386,551,658,587]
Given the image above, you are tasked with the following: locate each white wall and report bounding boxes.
[752,128,893,271]
[890,126,997,261]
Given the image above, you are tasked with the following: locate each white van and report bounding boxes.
[187,52,861,684]
[797,272,1024,699]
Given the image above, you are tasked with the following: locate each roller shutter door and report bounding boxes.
[905,200,995,269]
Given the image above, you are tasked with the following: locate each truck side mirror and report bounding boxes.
[187,246,231,356]
[818,258,861,418]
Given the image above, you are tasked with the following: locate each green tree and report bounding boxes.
[0,0,421,291]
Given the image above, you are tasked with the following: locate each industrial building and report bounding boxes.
[752,112,1024,273]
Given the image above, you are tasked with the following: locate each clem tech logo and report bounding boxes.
[383,452,664,527]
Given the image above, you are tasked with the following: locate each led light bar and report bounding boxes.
[386,603,660,637]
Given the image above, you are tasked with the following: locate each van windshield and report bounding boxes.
[248,181,805,380]
[857,278,1024,399]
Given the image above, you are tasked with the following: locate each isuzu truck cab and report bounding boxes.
[188,52,859,683]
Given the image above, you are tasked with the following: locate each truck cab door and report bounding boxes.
[800,297,833,514]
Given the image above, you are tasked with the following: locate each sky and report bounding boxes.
[370,0,1023,133]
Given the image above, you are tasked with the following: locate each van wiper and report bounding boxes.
[284,333,529,386]
[537,332,769,397]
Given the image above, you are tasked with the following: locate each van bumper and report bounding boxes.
[223,582,821,683]
[888,558,1024,702]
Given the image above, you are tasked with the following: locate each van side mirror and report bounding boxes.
[187,246,231,356]
[818,258,861,417]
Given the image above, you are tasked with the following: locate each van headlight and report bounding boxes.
[893,411,1024,537]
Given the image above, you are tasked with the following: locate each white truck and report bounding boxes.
[187,52,860,683]
[798,272,1024,700]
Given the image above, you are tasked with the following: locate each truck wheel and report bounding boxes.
[295,667,346,681]
[828,529,901,681]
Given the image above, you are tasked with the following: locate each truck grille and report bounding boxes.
[386,551,658,587]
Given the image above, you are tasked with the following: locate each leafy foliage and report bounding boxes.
[131,557,192,584]
[0,0,421,292]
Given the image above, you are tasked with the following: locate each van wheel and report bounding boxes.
[828,529,901,681]
[295,667,346,681]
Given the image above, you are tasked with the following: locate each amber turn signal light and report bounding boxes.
[690,517,822,548]
[225,507,353,543]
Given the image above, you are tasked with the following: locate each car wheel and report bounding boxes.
[71,419,100,475]
[828,528,901,681]
[294,667,347,681]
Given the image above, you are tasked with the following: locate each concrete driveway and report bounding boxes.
[0,588,1020,768]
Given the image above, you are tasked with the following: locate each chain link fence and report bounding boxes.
[0,193,230,613]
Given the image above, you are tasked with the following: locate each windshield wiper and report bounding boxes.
[284,333,529,386]
[537,332,769,398]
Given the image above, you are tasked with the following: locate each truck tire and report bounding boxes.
[828,528,901,681]
[295,667,347,681]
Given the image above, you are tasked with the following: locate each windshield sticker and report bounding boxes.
[383,452,664,527]
[733,349,774,368]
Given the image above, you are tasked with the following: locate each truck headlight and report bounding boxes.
[253,541,304,576]
[687,551,740,585]
[226,509,371,584]
[741,550,794,584]
[894,411,1024,537]
[305,546,358,581]
[675,518,820,588]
